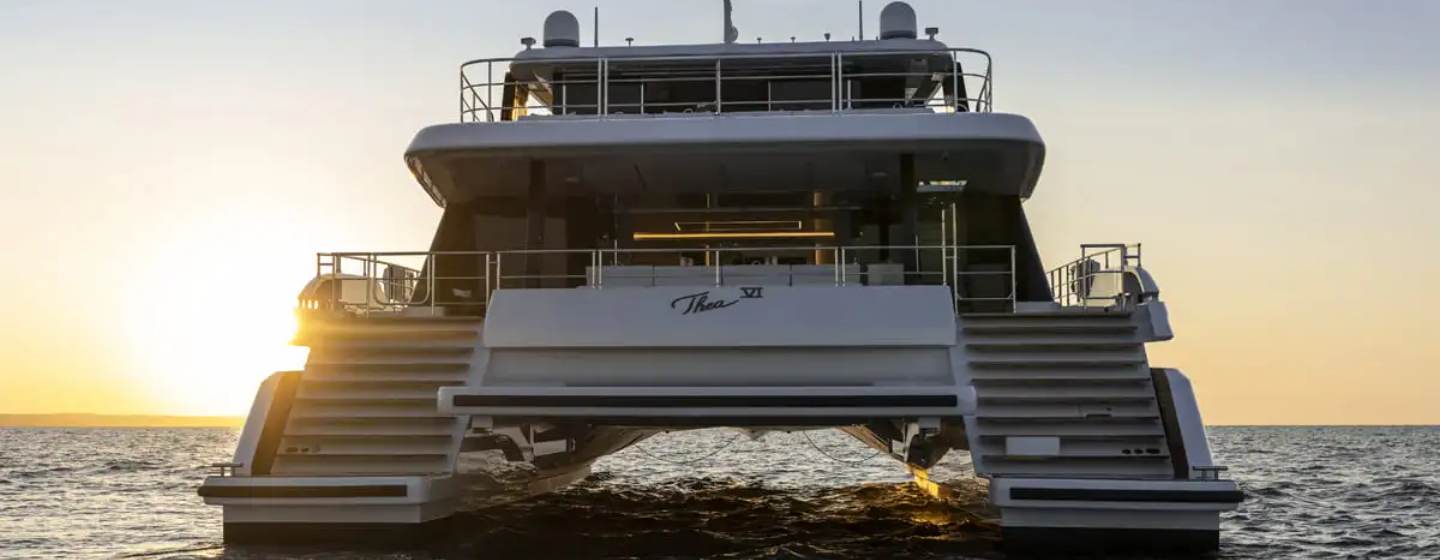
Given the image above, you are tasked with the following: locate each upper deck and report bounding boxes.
[457,38,992,122]
[408,24,1043,207]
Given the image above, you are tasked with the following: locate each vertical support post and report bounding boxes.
[365,254,373,309]
[487,62,494,122]
[940,207,949,289]
[592,250,602,288]
[831,54,838,111]
[495,252,504,293]
[951,50,960,113]
[314,253,321,310]
[714,59,723,113]
[477,253,485,307]
[713,250,723,286]
[1010,246,1017,313]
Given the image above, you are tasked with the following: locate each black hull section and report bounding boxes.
[222,518,456,545]
[1003,526,1220,555]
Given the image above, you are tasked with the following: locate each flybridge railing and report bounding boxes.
[1047,243,1144,309]
[303,244,1016,316]
[459,47,993,123]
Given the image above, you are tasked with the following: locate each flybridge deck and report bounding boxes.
[459,39,992,122]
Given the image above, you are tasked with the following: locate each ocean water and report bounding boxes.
[0,426,1436,559]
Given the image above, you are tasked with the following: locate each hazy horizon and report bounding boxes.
[2,0,1438,424]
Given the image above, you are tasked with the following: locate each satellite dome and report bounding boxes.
[879,2,918,40]
[543,10,581,48]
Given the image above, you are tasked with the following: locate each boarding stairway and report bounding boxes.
[963,310,1175,479]
[266,316,480,476]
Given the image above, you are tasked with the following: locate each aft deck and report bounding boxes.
[300,243,1148,317]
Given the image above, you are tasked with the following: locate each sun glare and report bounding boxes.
[122,231,312,416]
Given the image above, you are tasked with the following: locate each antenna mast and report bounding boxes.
[858,1,864,40]
[594,5,599,47]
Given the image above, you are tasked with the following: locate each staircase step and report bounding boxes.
[306,362,470,376]
[969,358,1146,368]
[294,394,436,404]
[970,369,1152,381]
[976,432,1167,442]
[978,436,1169,456]
[269,454,450,476]
[287,400,450,419]
[966,341,1141,352]
[973,420,1166,438]
[307,316,483,328]
[310,329,478,342]
[977,458,1175,479]
[284,417,456,436]
[977,401,1159,419]
[277,435,453,455]
[972,376,1152,385]
[963,325,1137,336]
[964,311,1132,319]
[981,451,1170,461]
[305,372,469,384]
[976,385,1156,402]
[297,381,459,400]
[276,449,450,459]
[307,346,475,361]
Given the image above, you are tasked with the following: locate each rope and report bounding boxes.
[630,430,744,465]
[800,430,884,465]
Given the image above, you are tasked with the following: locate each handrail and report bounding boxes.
[1046,243,1143,309]
[457,47,993,123]
[305,243,1017,316]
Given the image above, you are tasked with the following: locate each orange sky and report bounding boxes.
[1,1,1437,424]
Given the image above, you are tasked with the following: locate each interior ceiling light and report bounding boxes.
[673,220,803,233]
[633,231,835,240]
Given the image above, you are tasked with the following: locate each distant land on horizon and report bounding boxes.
[0,413,245,428]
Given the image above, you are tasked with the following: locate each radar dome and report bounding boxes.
[543,10,581,48]
[879,2,918,40]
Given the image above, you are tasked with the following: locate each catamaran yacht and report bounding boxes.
[200,2,1241,552]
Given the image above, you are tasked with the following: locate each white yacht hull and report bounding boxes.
[201,284,1238,551]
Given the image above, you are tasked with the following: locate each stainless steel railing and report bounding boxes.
[304,244,1016,316]
[459,47,993,123]
[1047,243,1143,309]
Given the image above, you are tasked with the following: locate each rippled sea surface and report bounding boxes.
[0,426,1436,559]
